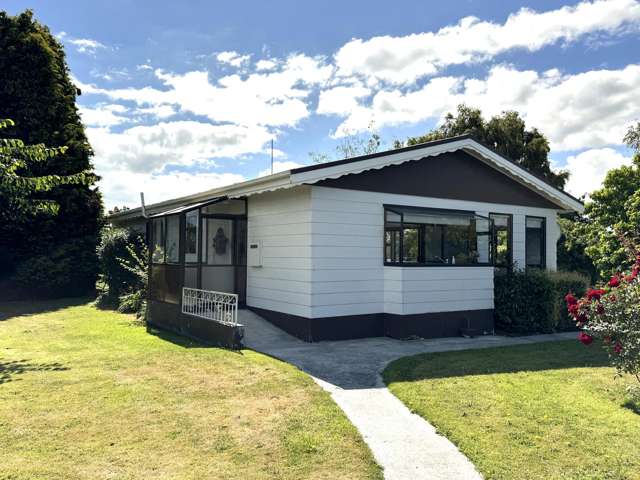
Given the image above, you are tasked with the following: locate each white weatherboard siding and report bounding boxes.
[247,186,313,317]
[384,266,494,315]
[309,186,561,319]
[246,185,562,319]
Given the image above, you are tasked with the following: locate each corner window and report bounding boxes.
[165,215,180,264]
[384,206,493,266]
[490,213,512,268]
[525,216,545,268]
[185,210,199,263]
[151,218,165,264]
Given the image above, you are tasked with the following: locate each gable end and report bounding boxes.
[314,150,561,209]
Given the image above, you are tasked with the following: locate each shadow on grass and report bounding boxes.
[623,398,640,415]
[0,359,69,385]
[384,341,611,383]
[0,297,91,322]
[146,325,244,354]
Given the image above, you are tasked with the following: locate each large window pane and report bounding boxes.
[403,227,420,263]
[525,216,545,268]
[490,213,512,267]
[185,210,199,263]
[424,225,444,263]
[166,215,180,263]
[152,218,165,263]
[444,224,472,264]
[383,206,493,266]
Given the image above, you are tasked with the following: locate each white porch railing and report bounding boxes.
[181,287,239,326]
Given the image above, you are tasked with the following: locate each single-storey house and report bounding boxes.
[108,135,583,344]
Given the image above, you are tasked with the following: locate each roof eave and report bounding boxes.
[107,170,292,222]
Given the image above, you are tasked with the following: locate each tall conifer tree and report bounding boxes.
[0,10,103,297]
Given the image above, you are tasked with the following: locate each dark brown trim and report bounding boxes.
[385,310,494,339]
[249,307,314,341]
[196,211,203,289]
[319,150,561,209]
[525,215,546,269]
[489,212,513,268]
[249,307,494,342]
[291,134,582,208]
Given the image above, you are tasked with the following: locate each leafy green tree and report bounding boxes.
[0,118,90,220]
[557,214,598,282]
[0,10,103,297]
[561,123,640,280]
[310,123,381,163]
[396,104,569,189]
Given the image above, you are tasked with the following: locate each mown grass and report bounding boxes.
[0,299,382,480]
[384,341,640,480]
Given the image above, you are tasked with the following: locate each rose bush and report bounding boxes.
[566,254,640,387]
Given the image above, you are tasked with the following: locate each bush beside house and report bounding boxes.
[495,269,590,334]
[96,227,147,318]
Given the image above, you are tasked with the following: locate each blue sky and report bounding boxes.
[4,0,640,209]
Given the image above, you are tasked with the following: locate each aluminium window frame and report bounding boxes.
[184,209,200,264]
[489,212,513,269]
[525,215,546,269]
[383,204,495,267]
[151,216,167,265]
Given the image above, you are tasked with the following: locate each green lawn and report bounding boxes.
[383,341,640,480]
[0,299,382,480]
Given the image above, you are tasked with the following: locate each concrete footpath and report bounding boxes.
[240,309,575,480]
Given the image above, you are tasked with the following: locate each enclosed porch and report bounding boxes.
[146,197,248,347]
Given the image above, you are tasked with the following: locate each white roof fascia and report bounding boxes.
[463,140,584,213]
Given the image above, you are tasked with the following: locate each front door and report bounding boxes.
[200,216,247,304]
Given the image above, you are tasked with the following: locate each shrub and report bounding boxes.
[116,237,148,320]
[495,268,589,334]
[96,227,146,311]
[566,254,640,389]
[548,270,590,331]
[13,237,99,298]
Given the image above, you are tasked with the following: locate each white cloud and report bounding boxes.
[79,54,332,128]
[255,59,278,71]
[328,64,640,151]
[562,148,633,198]
[79,104,130,127]
[133,104,177,119]
[317,85,371,116]
[57,31,107,55]
[216,50,251,67]
[89,119,272,209]
[334,0,640,85]
[100,168,245,210]
[87,121,273,173]
[258,160,306,177]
